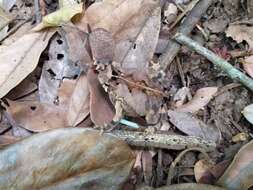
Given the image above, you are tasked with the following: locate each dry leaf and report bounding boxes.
[33,3,83,31]
[0,128,135,190]
[0,30,55,98]
[226,24,253,78]
[217,140,253,190]
[114,3,161,81]
[168,110,221,142]
[87,69,115,126]
[226,24,253,49]
[65,75,90,126]
[5,100,66,132]
[176,87,218,113]
[86,0,161,81]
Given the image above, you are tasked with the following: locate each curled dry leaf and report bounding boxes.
[0,30,55,98]
[176,87,218,113]
[168,110,221,142]
[242,103,253,124]
[217,140,253,190]
[87,69,115,126]
[0,128,135,190]
[33,2,83,31]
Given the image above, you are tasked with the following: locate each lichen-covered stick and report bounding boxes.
[174,33,253,91]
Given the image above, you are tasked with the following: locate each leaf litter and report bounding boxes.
[0,0,253,189]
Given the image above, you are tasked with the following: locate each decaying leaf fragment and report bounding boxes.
[217,140,253,190]
[0,128,135,190]
[176,87,218,113]
[0,30,55,98]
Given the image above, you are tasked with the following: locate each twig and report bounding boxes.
[167,147,212,185]
[106,130,216,152]
[174,33,253,91]
[169,0,200,31]
[158,0,212,71]
[34,0,42,24]
[112,75,170,98]
[214,83,241,97]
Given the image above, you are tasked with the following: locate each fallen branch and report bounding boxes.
[158,0,212,72]
[174,33,253,91]
[106,130,216,152]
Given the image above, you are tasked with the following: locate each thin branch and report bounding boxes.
[158,0,212,72]
[34,0,42,24]
[167,147,212,185]
[174,33,253,91]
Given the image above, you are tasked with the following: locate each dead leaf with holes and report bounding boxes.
[176,87,218,113]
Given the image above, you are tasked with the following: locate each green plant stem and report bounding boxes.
[174,33,253,91]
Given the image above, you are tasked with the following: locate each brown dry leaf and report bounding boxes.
[64,75,90,126]
[86,0,161,81]
[217,140,253,190]
[226,24,253,49]
[0,30,55,98]
[5,100,66,132]
[168,110,221,142]
[176,87,218,113]
[87,69,115,126]
[226,24,253,78]
[0,128,135,190]
[0,135,19,148]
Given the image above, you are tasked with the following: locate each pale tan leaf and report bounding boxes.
[176,87,218,113]
[87,69,115,126]
[65,75,90,126]
[0,30,55,98]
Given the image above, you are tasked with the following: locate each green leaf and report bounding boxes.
[33,3,83,31]
[242,104,253,124]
